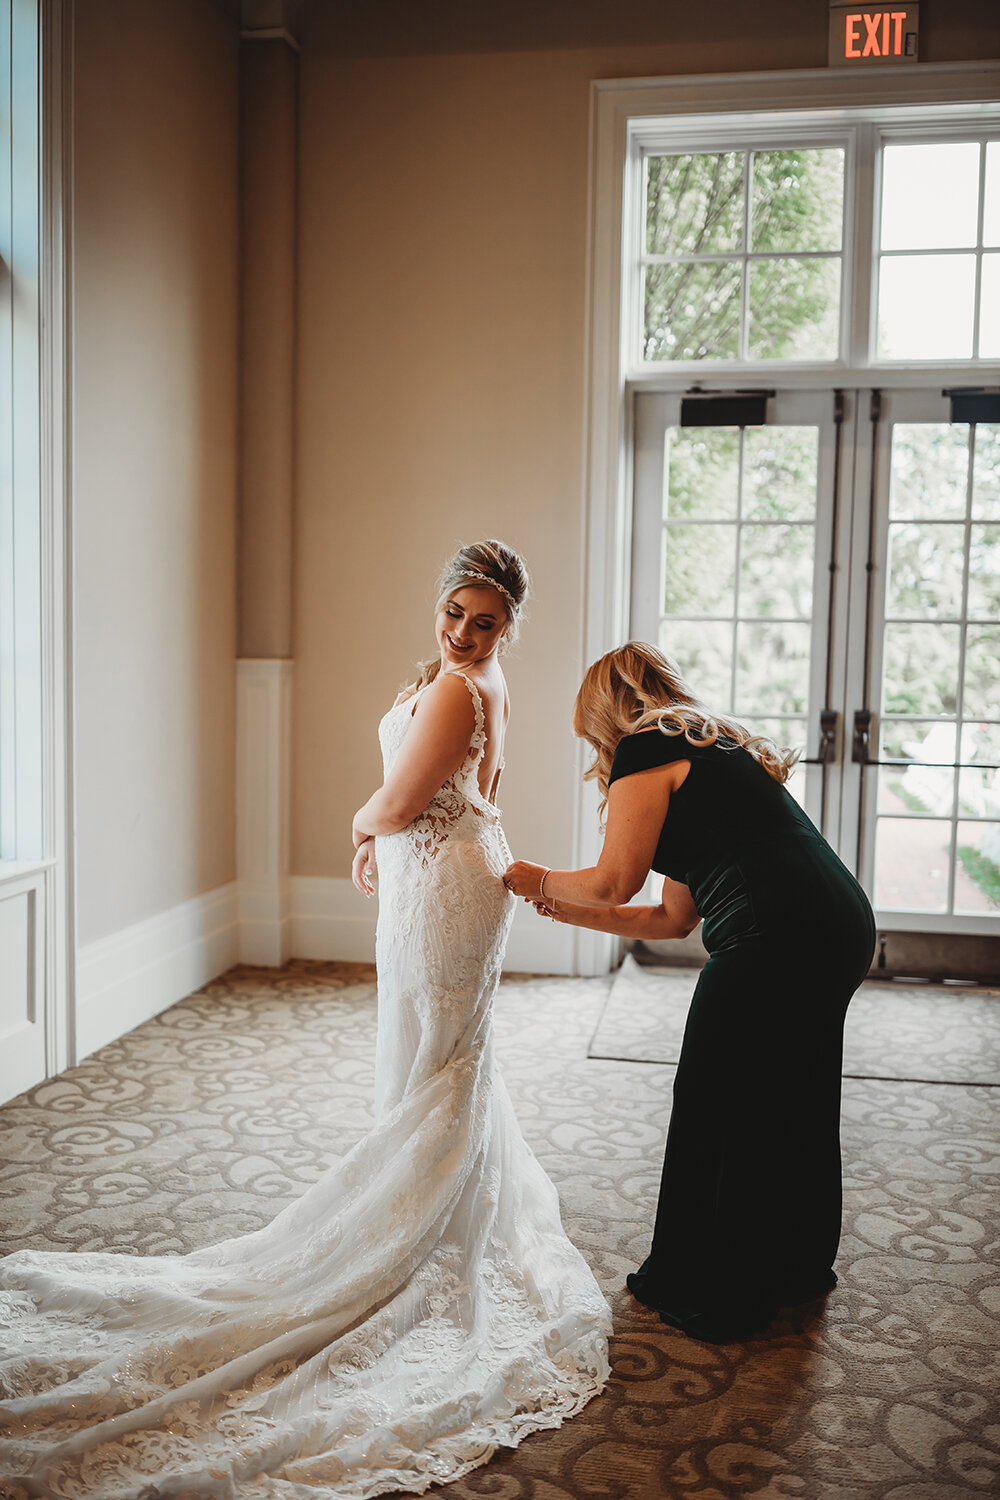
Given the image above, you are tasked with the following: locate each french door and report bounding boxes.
[631,386,1000,938]
[846,389,1000,932]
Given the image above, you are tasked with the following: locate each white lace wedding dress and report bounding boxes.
[0,672,611,1499]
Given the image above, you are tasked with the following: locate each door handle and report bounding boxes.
[818,710,839,765]
[852,709,873,764]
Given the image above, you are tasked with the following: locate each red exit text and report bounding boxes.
[828,2,919,66]
[845,12,907,57]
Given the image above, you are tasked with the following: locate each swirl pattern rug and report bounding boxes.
[2,959,999,1499]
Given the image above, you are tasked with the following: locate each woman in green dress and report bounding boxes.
[503,641,876,1344]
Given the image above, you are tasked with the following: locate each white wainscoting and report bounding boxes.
[75,883,240,1062]
[289,876,576,975]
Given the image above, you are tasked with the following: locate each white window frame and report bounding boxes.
[575,62,1000,976]
[872,126,1000,364]
[628,123,856,374]
[626,111,1000,382]
[1,0,43,866]
[0,0,75,1079]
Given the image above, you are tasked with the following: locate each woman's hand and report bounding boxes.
[502,860,548,900]
[352,838,377,897]
[530,898,564,923]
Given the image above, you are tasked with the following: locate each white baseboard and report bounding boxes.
[290,876,379,964]
[289,876,577,975]
[75,883,240,1062]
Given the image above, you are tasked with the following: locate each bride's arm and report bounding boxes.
[352,674,477,847]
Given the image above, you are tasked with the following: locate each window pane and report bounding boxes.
[880,718,957,763]
[979,253,1000,359]
[972,425,1000,520]
[885,522,966,618]
[881,622,960,716]
[968,525,1000,619]
[880,142,981,250]
[879,723,958,817]
[742,716,809,807]
[747,256,840,360]
[961,721,1000,766]
[644,262,741,362]
[874,817,951,912]
[959,767,999,819]
[890,424,970,521]
[660,619,733,709]
[741,716,808,757]
[784,765,813,811]
[955,821,1000,913]
[964,626,1000,718]
[878,253,977,360]
[984,142,1000,247]
[665,428,739,520]
[877,763,953,816]
[735,621,811,714]
[750,148,845,253]
[663,523,735,615]
[646,152,744,256]
[739,523,814,618]
[743,426,818,521]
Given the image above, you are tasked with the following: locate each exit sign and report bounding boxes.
[829,1,919,65]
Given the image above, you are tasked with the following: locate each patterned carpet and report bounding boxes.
[2,960,999,1499]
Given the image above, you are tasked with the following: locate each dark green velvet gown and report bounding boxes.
[613,729,876,1343]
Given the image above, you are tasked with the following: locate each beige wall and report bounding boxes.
[294,48,600,879]
[293,5,999,882]
[73,0,240,946]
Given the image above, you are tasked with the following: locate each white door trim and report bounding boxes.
[39,0,76,1075]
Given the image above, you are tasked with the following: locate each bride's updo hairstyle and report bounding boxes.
[573,640,799,815]
[410,539,530,692]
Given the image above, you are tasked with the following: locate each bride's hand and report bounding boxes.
[502,860,547,899]
[352,839,377,897]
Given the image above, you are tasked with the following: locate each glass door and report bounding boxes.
[631,388,853,839]
[843,390,1000,931]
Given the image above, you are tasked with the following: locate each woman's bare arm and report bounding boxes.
[352,674,476,846]
[505,761,689,906]
[536,876,700,939]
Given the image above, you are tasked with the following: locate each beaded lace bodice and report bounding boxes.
[0,671,611,1499]
[377,673,499,863]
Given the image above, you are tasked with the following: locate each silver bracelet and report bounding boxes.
[539,868,551,902]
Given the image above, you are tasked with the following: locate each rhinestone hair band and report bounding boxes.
[457,569,519,611]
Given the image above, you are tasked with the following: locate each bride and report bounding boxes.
[0,539,611,1499]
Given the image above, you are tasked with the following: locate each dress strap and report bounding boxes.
[450,672,487,760]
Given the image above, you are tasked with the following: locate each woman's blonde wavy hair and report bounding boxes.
[407,539,530,695]
[573,641,799,815]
